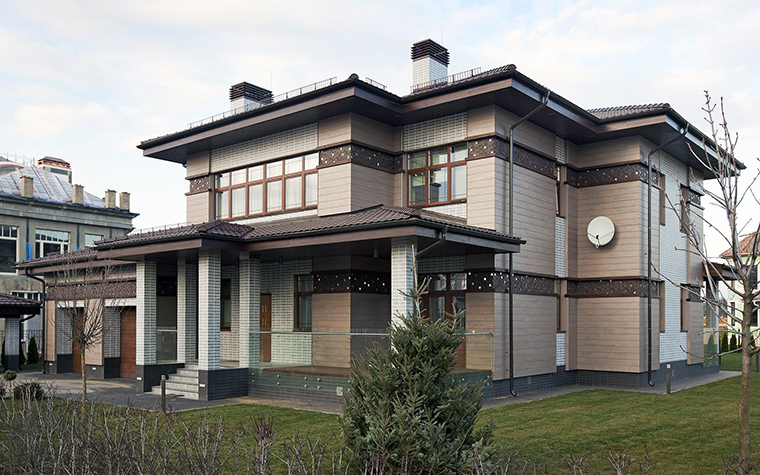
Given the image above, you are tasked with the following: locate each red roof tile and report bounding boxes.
[720,233,760,259]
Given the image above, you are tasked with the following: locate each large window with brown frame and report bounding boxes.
[295,275,313,331]
[214,152,319,220]
[408,144,467,206]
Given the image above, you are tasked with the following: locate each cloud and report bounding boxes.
[7,103,114,139]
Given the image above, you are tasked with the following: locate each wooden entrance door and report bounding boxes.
[260,294,271,362]
[72,309,83,373]
[120,307,136,378]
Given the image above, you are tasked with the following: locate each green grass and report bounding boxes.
[180,375,760,473]
[721,351,760,372]
[20,362,42,373]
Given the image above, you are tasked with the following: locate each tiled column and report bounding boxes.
[391,237,417,327]
[198,249,221,371]
[136,260,157,366]
[238,253,261,368]
[3,318,20,370]
[177,258,197,364]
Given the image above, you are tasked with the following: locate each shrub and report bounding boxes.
[720,333,729,353]
[18,349,25,366]
[3,370,17,382]
[341,278,493,473]
[26,337,39,365]
[730,334,737,351]
[13,381,44,400]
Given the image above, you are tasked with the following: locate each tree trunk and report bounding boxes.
[738,299,753,474]
[80,344,87,404]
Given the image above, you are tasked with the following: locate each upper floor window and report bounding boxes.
[215,153,319,220]
[84,234,103,248]
[408,144,467,206]
[35,229,69,258]
[0,225,18,272]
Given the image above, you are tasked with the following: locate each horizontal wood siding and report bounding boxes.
[45,302,56,361]
[318,163,352,216]
[566,184,579,278]
[575,137,640,169]
[467,106,496,137]
[351,114,395,152]
[576,297,644,372]
[318,114,351,148]
[576,181,646,278]
[186,193,210,224]
[186,151,210,178]
[494,107,556,157]
[312,293,351,367]
[513,294,557,377]
[467,157,504,232]
[350,164,395,211]
[467,292,502,378]
[512,167,556,275]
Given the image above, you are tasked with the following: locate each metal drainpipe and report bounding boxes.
[646,124,688,386]
[25,270,46,374]
[507,92,550,396]
[415,226,448,260]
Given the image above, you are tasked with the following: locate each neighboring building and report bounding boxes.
[1,156,137,369]
[22,40,730,401]
[720,233,760,337]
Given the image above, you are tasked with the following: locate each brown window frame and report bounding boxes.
[294,275,314,331]
[221,278,232,331]
[421,272,466,328]
[407,144,467,207]
[214,153,318,220]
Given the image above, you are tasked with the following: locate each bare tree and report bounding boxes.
[50,251,131,403]
[667,92,759,474]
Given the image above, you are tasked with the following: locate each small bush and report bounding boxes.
[720,333,729,353]
[3,370,17,382]
[19,349,25,366]
[13,381,44,400]
[730,334,737,351]
[26,337,39,364]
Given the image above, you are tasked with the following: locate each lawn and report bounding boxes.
[178,374,759,473]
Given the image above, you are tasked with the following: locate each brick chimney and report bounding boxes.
[229,82,273,112]
[20,176,34,198]
[411,39,450,91]
[119,191,130,212]
[72,184,84,204]
[104,189,117,209]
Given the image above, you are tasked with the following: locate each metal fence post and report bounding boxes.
[666,364,672,395]
[161,375,166,413]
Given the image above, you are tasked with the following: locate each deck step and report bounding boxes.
[150,366,199,400]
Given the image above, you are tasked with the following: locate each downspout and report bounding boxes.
[646,124,688,386]
[507,92,550,396]
[24,269,46,374]
[415,226,448,260]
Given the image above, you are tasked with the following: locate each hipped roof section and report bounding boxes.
[137,65,742,178]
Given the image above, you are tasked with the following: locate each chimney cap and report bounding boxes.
[229,82,273,102]
[411,39,450,66]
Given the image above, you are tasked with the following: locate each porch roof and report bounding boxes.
[90,205,524,259]
[0,293,41,318]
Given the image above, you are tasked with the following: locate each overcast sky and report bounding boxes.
[1,0,758,257]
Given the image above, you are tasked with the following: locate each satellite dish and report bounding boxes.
[587,216,615,248]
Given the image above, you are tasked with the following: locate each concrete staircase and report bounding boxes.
[151,365,199,400]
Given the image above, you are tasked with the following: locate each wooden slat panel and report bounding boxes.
[120,307,136,378]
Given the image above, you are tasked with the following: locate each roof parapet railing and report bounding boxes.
[187,77,338,129]
[364,77,387,91]
[128,222,189,237]
[411,67,482,94]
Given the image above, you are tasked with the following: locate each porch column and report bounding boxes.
[3,318,20,370]
[177,258,197,364]
[239,253,261,368]
[198,249,221,371]
[391,237,417,326]
[136,260,157,366]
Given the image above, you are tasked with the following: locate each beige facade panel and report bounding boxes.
[45,302,56,361]
[566,185,579,278]
[576,297,645,372]
[575,137,640,169]
[351,114,395,152]
[317,114,351,148]
[186,151,210,179]
[467,292,504,378]
[318,163,352,216]
[576,181,646,278]
[511,167,557,275]
[687,300,704,364]
[349,164,395,211]
[312,293,351,367]
[565,297,578,370]
[512,294,557,377]
[494,107,556,158]
[467,157,505,232]
[467,106,497,138]
[186,192,211,224]
[393,173,404,207]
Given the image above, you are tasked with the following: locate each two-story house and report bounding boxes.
[1,155,136,370]
[22,40,724,401]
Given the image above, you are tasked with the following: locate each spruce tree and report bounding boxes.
[26,336,39,365]
[341,277,493,474]
[721,332,729,353]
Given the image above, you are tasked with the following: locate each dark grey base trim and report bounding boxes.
[56,354,73,373]
[104,358,121,378]
[136,363,185,392]
[45,360,58,374]
[199,368,248,401]
[3,355,20,371]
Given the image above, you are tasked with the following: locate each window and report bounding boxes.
[84,234,103,248]
[659,282,666,332]
[221,279,231,330]
[0,225,18,272]
[35,229,69,258]
[680,186,691,234]
[555,165,567,217]
[215,152,319,219]
[295,275,313,330]
[681,286,690,332]
[422,272,466,327]
[408,144,467,206]
[658,171,666,226]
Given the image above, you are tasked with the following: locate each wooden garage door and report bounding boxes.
[120,307,136,378]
